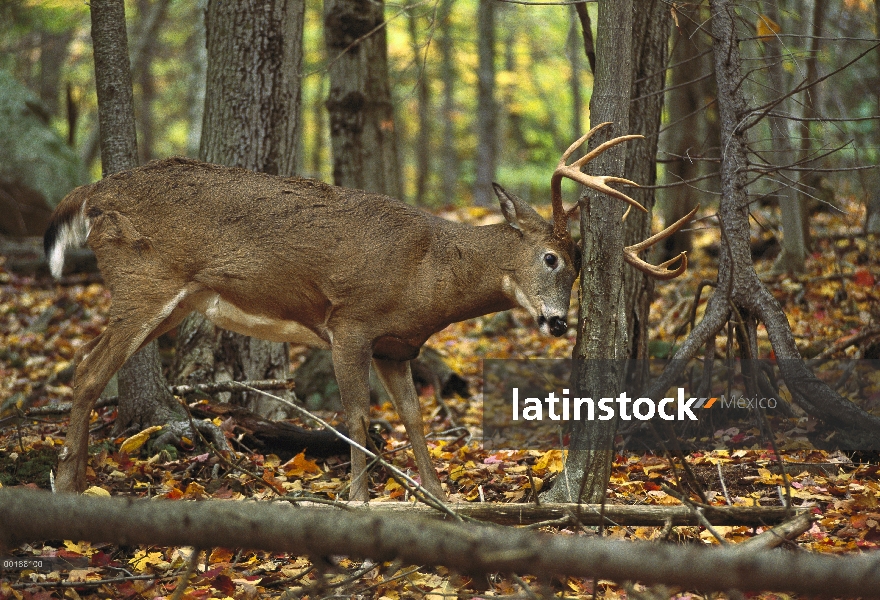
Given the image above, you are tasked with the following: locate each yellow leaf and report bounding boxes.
[756,15,781,41]
[82,486,110,497]
[129,550,166,572]
[119,425,163,454]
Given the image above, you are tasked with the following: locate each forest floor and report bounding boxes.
[1,196,879,599]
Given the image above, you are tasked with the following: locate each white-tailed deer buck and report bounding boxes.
[45,123,694,500]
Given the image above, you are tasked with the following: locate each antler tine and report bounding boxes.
[623,205,699,280]
[551,123,645,239]
[557,122,613,168]
[559,169,646,213]
[570,134,645,170]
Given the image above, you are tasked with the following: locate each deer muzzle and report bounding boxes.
[539,315,568,337]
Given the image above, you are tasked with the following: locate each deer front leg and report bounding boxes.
[331,343,374,501]
[373,358,446,501]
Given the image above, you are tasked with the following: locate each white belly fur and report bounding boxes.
[196,293,329,347]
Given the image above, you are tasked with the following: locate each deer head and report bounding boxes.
[492,183,578,337]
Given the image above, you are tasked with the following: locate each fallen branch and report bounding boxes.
[733,512,814,553]
[0,488,876,597]
[807,325,880,365]
[24,379,295,416]
[323,500,804,527]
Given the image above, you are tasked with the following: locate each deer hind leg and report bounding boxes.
[331,342,375,501]
[373,358,445,500]
[55,286,193,493]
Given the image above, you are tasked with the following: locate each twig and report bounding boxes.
[235,383,457,519]
[24,379,295,416]
[169,548,201,600]
[807,325,880,365]
[716,461,732,506]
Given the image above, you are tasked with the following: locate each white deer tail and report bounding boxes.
[43,184,94,279]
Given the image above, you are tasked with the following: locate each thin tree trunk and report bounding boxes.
[438,0,458,203]
[408,10,430,205]
[660,3,703,260]
[543,0,634,504]
[172,0,304,417]
[797,0,824,245]
[38,30,73,116]
[762,1,806,273]
[866,0,880,233]
[324,0,401,198]
[80,0,172,171]
[87,0,183,440]
[473,0,497,207]
[185,0,207,158]
[568,6,583,146]
[310,76,326,178]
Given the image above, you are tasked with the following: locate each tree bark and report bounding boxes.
[543,0,633,503]
[324,0,401,198]
[171,0,304,417]
[624,0,671,368]
[567,6,584,143]
[88,0,183,439]
[473,0,498,207]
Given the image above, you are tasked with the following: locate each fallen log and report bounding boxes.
[0,488,873,597]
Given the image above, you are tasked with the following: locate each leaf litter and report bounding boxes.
[1,199,879,598]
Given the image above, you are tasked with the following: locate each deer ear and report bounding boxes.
[492,183,545,234]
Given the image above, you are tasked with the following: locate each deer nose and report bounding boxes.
[548,316,567,337]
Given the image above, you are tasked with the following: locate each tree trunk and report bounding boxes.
[324,0,401,198]
[568,6,584,143]
[624,0,671,369]
[659,2,704,261]
[762,1,806,273]
[38,30,73,117]
[407,10,430,205]
[797,0,824,245]
[185,0,208,158]
[438,0,458,204]
[473,0,497,207]
[88,0,184,438]
[134,0,167,163]
[866,0,880,233]
[171,0,304,418]
[543,0,633,504]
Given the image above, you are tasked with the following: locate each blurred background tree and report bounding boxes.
[1,0,875,214]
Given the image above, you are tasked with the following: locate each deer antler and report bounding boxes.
[550,122,644,241]
[624,205,698,280]
[552,123,698,280]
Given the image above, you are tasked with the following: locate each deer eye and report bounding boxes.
[544,253,558,269]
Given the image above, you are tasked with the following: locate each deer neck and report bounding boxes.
[423,222,520,326]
